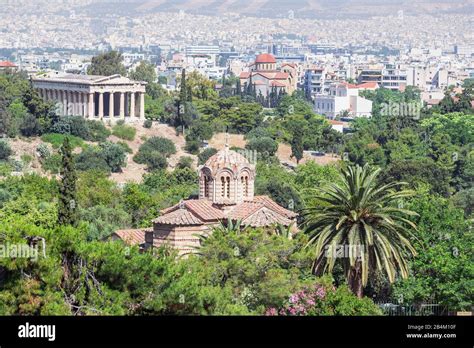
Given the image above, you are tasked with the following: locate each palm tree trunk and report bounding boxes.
[348,262,363,298]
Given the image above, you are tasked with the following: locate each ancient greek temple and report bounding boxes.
[31,74,147,122]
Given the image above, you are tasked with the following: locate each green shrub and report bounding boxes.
[75,148,111,173]
[41,153,62,173]
[246,136,278,158]
[184,139,200,154]
[75,142,126,173]
[49,116,89,138]
[99,142,126,173]
[47,117,111,142]
[245,127,272,140]
[0,162,13,176]
[20,114,42,136]
[134,136,176,166]
[86,120,111,142]
[116,141,133,154]
[145,152,168,171]
[198,147,217,164]
[41,133,84,149]
[0,141,12,161]
[112,124,136,141]
[36,143,51,159]
[177,156,193,169]
[21,154,33,165]
[143,119,153,128]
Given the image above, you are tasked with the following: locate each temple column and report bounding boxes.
[88,92,94,118]
[72,91,78,115]
[130,92,135,118]
[139,92,145,120]
[119,92,125,119]
[76,91,81,116]
[62,90,68,116]
[125,93,129,116]
[109,91,114,118]
[98,92,104,119]
[78,92,84,116]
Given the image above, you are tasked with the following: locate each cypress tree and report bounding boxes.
[291,131,304,165]
[58,137,78,226]
[180,68,187,103]
[236,79,242,97]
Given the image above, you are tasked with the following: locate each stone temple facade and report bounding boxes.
[31,73,146,122]
[112,145,298,255]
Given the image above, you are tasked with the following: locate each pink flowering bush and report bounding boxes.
[265,281,382,316]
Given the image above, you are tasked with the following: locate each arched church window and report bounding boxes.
[241,175,249,198]
[226,177,231,198]
[204,176,210,198]
[221,177,226,198]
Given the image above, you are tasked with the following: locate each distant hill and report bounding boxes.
[83,0,473,19]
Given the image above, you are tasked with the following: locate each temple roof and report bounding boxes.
[32,73,147,86]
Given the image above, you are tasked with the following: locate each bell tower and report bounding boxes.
[198,146,255,205]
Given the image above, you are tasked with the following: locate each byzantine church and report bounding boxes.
[112,145,298,255]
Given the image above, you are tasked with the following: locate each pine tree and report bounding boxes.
[58,137,78,226]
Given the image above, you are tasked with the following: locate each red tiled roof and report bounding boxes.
[113,229,149,245]
[228,201,262,220]
[242,207,292,227]
[153,208,203,225]
[255,53,276,63]
[228,195,297,222]
[252,195,298,219]
[157,195,296,228]
[271,80,286,87]
[0,61,17,68]
[161,200,225,222]
[356,82,379,89]
[340,81,358,89]
[240,72,250,79]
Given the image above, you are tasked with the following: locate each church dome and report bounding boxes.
[204,146,251,175]
[199,146,255,204]
[255,53,276,64]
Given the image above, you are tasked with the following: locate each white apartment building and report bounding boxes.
[304,66,338,99]
[314,82,373,119]
[381,63,407,90]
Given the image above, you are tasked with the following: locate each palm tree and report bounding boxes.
[302,164,418,297]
